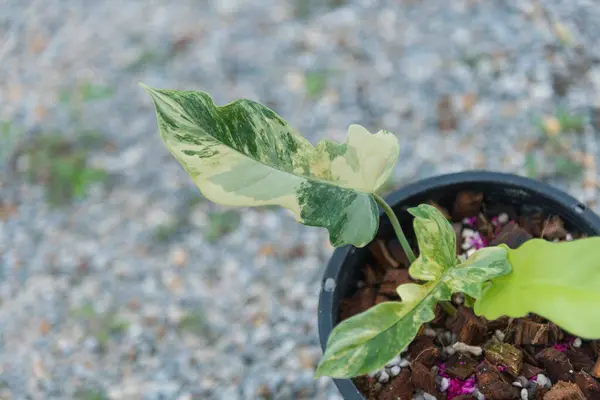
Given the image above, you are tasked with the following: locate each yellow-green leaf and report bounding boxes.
[315,205,511,379]
[474,238,600,339]
[141,84,399,247]
[407,204,458,280]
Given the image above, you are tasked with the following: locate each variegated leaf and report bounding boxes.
[141,84,400,247]
[448,246,512,299]
[475,239,600,338]
[407,204,458,281]
[315,224,511,378]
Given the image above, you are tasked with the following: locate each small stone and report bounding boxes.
[390,366,401,376]
[520,388,528,399]
[498,213,509,224]
[536,374,551,389]
[444,346,457,356]
[573,338,582,348]
[378,371,390,383]
[543,380,585,400]
[386,355,401,367]
[541,115,561,137]
[171,248,188,267]
[453,342,483,357]
[423,328,437,338]
[399,359,410,368]
[527,384,538,400]
[440,377,450,392]
[495,330,506,342]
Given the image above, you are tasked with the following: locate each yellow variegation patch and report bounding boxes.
[315,205,512,378]
[141,84,399,247]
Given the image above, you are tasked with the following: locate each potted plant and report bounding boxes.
[141,84,600,400]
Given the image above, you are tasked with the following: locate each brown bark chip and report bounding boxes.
[475,361,520,400]
[445,352,479,380]
[575,371,600,399]
[369,239,400,270]
[522,363,544,379]
[540,215,567,241]
[364,264,382,286]
[378,368,413,400]
[513,319,548,345]
[426,200,451,220]
[452,191,484,219]
[592,356,600,378]
[408,335,440,368]
[567,348,595,373]
[543,381,586,400]
[484,343,523,377]
[537,347,576,382]
[446,306,486,345]
[489,222,533,249]
[411,362,441,398]
[340,287,376,321]
[379,269,413,296]
[387,239,410,268]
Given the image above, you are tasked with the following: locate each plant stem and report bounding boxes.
[373,193,416,263]
[440,300,457,316]
[373,193,457,316]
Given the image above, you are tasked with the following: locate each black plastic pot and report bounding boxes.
[317,171,600,400]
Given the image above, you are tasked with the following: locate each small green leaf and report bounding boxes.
[315,205,511,378]
[407,204,458,280]
[141,84,400,247]
[475,238,600,339]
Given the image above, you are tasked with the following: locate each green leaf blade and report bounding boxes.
[407,204,458,280]
[141,84,400,247]
[315,282,447,378]
[448,246,512,299]
[474,238,600,339]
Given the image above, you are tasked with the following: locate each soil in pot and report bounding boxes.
[340,190,600,400]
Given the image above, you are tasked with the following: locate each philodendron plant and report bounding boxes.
[141,84,600,380]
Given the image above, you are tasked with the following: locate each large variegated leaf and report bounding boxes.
[475,238,600,339]
[315,205,512,378]
[141,84,399,247]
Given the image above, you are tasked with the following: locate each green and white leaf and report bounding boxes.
[475,238,600,339]
[315,205,512,378]
[407,204,459,280]
[141,84,400,247]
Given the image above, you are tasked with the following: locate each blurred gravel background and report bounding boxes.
[2,0,600,399]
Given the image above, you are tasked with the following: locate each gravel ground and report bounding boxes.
[2,0,600,399]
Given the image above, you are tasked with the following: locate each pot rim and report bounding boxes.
[317,170,600,400]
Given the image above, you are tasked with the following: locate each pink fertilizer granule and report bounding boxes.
[438,362,478,399]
